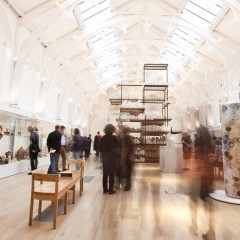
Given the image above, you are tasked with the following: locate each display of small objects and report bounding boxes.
[15,146,28,161]
[3,128,11,135]
[121,101,144,108]
[5,151,13,158]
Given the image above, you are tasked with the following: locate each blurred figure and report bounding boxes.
[193,134,200,171]
[188,125,215,239]
[119,125,134,191]
[182,133,192,171]
[47,125,61,174]
[27,126,40,175]
[56,125,67,172]
[195,125,212,169]
[100,124,120,195]
[94,131,101,157]
[72,128,82,170]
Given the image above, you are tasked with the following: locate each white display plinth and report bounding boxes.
[210,190,240,204]
[160,145,183,173]
[0,156,49,178]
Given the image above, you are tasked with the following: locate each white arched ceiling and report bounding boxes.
[0,0,240,127]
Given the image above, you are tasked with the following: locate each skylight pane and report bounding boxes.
[76,0,113,26]
[89,27,117,48]
[182,0,223,28]
[78,1,95,12]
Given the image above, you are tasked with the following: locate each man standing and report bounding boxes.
[94,131,101,157]
[56,125,68,172]
[47,125,62,174]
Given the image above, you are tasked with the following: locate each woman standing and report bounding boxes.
[100,124,120,194]
[27,126,40,175]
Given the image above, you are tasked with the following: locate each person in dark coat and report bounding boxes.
[27,126,40,175]
[94,131,101,157]
[83,136,91,158]
[100,124,120,195]
[119,125,134,191]
[47,125,62,174]
[88,134,92,154]
[182,133,192,171]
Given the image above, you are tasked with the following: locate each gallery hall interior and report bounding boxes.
[1,0,240,239]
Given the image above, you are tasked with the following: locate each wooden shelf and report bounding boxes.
[109,99,122,105]
[116,118,172,123]
[171,131,182,134]
[141,99,165,103]
[134,143,166,146]
[142,131,169,136]
[143,85,168,91]
[120,107,145,115]
[129,130,142,133]
[144,64,168,70]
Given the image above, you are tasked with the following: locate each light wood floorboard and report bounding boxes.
[0,157,238,240]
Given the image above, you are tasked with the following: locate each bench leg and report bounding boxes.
[64,193,67,215]
[29,196,34,226]
[79,179,82,196]
[38,200,42,214]
[81,177,84,192]
[53,200,58,229]
[72,186,76,204]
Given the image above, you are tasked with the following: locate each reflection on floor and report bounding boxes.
[0,157,238,240]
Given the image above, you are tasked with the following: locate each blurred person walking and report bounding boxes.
[119,125,134,191]
[182,133,192,171]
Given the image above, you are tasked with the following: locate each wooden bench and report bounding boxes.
[66,159,84,195]
[29,169,82,229]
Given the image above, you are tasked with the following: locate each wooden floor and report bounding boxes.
[0,157,238,240]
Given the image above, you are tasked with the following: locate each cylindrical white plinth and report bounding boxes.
[159,146,183,173]
[221,103,240,198]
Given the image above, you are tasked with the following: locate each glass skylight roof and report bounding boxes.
[163,0,224,82]
[75,0,122,85]
[75,0,225,86]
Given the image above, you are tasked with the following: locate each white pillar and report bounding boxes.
[211,100,221,126]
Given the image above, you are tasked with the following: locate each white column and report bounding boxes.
[211,100,221,126]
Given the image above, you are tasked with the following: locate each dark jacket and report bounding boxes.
[83,137,91,150]
[72,134,83,152]
[94,135,101,151]
[47,130,62,153]
[29,131,40,154]
[100,133,120,174]
[120,135,134,168]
